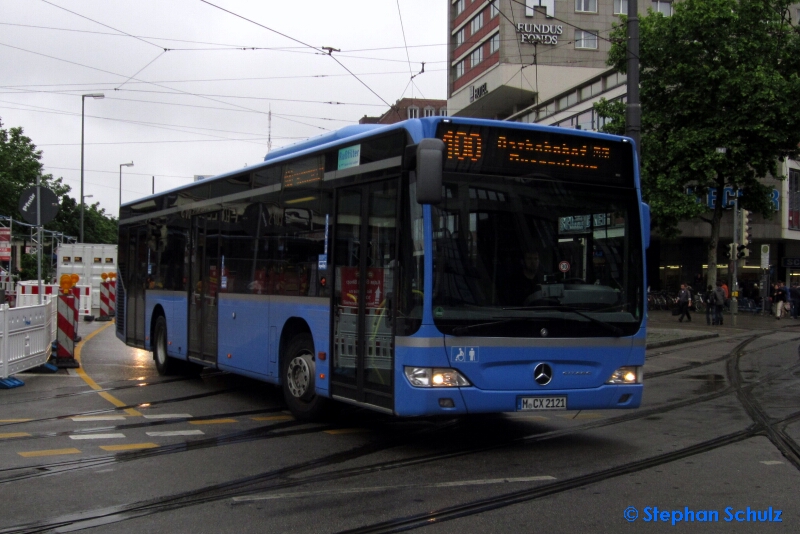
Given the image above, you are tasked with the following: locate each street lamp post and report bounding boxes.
[80,93,104,243]
[119,162,134,213]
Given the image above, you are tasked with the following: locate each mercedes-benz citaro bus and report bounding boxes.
[116,117,650,419]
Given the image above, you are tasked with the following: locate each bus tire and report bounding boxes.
[153,315,178,375]
[282,333,328,420]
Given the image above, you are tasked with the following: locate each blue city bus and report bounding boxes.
[116,117,650,419]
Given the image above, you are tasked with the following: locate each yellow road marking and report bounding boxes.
[251,415,294,422]
[100,443,159,451]
[74,321,141,416]
[19,448,81,458]
[0,419,33,423]
[189,419,237,425]
[0,433,31,439]
[324,428,370,435]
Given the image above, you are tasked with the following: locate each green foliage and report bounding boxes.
[19,253,53,282]
[598,0,800,237]
[0,117,117,245]
[593,98,626,136]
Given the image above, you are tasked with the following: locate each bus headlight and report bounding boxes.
[606,366,643,385]
[404,367,471,387]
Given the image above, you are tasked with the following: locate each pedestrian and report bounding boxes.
[791,284,800,319]
[774,282,787,320]
[713,281,726,326]
[677,283,692,322]
[704,284,714,325]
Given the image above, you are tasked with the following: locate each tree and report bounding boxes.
[596,0,800,287]
[0,118,118,245]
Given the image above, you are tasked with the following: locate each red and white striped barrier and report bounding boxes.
[108,280,116,317]
[98,281,111,321]
[56,294,79,368]
[17,282,91,317]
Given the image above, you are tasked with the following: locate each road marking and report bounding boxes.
[142,414,193,419]
[71,416,126,422]
[69,433,126,440]
[74,321,142,417]
[761,460,784,465]
[189,419,237,425]
[19,448,81,458]
[0,433,31,439]
[324,428,370,435]
[232,476,557,503]
[100,443,159,451]
[146,430,205,437]
[0,419,33,423]
[251,415,293,422]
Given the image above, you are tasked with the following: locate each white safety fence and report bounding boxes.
[0,298,55,380]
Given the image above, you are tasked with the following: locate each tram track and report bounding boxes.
[727,340,800,470]
[3,334,799,532]
[0,388,238,428]
[0,372,228,407]
[0,406,288,446]
[2,334,797,488]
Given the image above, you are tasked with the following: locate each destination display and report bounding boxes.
[436,124,634,186]
[283,155,324,188]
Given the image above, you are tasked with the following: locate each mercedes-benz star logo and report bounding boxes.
[534,363,553,385]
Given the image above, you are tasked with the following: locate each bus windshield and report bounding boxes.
[431,174,644,337]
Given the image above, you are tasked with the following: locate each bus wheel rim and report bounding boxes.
[287,353,312,398]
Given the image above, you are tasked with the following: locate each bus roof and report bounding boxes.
[121,117,634,208]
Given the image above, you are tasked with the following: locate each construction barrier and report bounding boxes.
[98,280,111,321]
[108,279,116,317]
[17,282,91,318]
[1,299,55,388]
[55,294,79,369]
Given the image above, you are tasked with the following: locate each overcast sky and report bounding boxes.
[0,0,447,219]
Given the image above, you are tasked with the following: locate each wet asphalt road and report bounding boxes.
[1,315,799,533]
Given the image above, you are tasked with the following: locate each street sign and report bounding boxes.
[18,186,59,225]
[761,244,770,270]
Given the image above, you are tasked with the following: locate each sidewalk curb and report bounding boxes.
[646,332,720,350]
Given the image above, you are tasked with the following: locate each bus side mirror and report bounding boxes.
[414,138,444,205]
[641,202,651,250]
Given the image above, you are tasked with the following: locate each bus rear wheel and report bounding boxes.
[153,315,177,375]
[153,316,203,376]
[282,333,328,420]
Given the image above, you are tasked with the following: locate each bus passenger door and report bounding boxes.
[330,180,399,412]
[188,214,219,364]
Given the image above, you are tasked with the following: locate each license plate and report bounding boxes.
[519,396,567,411]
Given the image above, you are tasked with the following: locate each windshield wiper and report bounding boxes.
[501,305,624,337]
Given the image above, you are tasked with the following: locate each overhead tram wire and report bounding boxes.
[0,68,449,91]
[0,100,283,148]
[0,21,446,54]
[0,41,331,132]
[396,0,416,95]
[39,0,166,51]
[198,0,393,109]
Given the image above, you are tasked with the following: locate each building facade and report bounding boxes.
[448,0,800,292]
[359,98,447,125]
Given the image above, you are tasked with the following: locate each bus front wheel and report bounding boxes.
[282,333,328,420]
